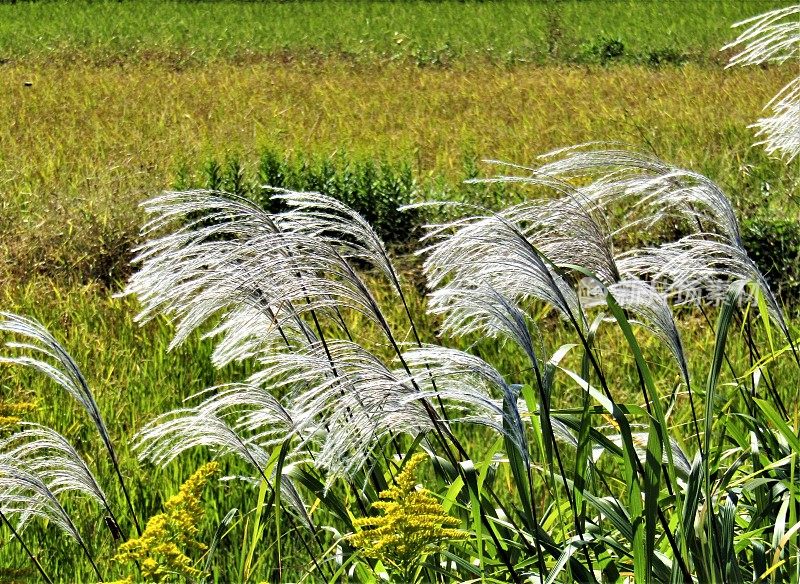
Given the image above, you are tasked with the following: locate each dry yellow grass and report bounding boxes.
[0,61,794,283]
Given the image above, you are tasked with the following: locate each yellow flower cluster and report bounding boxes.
[0,400,37,432]
[348,453,467,579]
[113,461,220,583]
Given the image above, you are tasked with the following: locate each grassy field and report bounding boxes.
[1,62,796,285]
[0,0,793,66]
[1,1,800,582]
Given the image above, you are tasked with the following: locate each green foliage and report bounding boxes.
[0,0,787,66]
[3,60,793,288]
[0,399,36,432]
[190,149,422,245]
[743,216,800,304]
[186,150,800,306]
[1,2,799,583]
[581,35,626,65]
[3,265,800,581]
[646,46,687,67]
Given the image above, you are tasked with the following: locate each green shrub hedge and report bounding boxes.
[742,216,800,306]
[175,150,420,245]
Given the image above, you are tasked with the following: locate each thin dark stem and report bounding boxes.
[269,216,404,475]
[50,341,142,536]
[384,260,452,423]
[62,511,103,582]
[236,434,332,582]
[108,448,142,536]
[739,311,788,418]
[0,509,54,584]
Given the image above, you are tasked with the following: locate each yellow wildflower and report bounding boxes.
[113,461,219,582]
[348,453,467,583]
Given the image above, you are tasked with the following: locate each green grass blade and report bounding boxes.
[204,507,239,575]
[703,285,742,580]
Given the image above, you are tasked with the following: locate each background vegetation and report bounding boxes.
[1,0,793,66]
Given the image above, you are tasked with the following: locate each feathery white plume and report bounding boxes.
[126,190,399,359]
[273,190,401,288]
[724,5,800,160]
[752,77,800,161]
[724,6,800,67]
[487,146,742,244]
[421,209,587,331]
[618,235,788,336]
[584,279,690,386]
[0,424,111,513]
[402,346,529,462]
[249,340,432,482]
[0,313,115,458]
[0,456,90,541]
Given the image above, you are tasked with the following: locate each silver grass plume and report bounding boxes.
[248,340,431,482]
[135,340,426,488]
[419,207,587,333]
[0,457,88,539]
[751,77,800,161]
[0,422,120,563]
[506,193,618,284]
[127,189,447,487]
[0,314,141,535]
[429,284,545,372]
[0,313,115,464]
[0,455,103,578]
[134,383,310,526]
[402,346,529,464]
[527,148,782,327]
[272,190,402,289]
[432,143,785,399]
[583,279,691,387]
[126,191,318,355]
[0,424,112,519]
[488,146,741,244]
[420,168,693,382]
[724,6,799,67]
[617,234,788,337]
[126,190,399,359]
[134,384,292,469]
[430,179,619,283]
[202,304,312,369]
[724,5,800,161]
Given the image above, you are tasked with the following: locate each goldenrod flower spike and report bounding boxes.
[348,453,467,584]
[113,461,219,583]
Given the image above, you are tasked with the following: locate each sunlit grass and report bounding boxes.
[1,2,798,579]
[0,0,792,66]
[1,61,795,284]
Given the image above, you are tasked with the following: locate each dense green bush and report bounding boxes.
[743,216,800,305]
[580,35,625,65]
[176,150,421,245]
